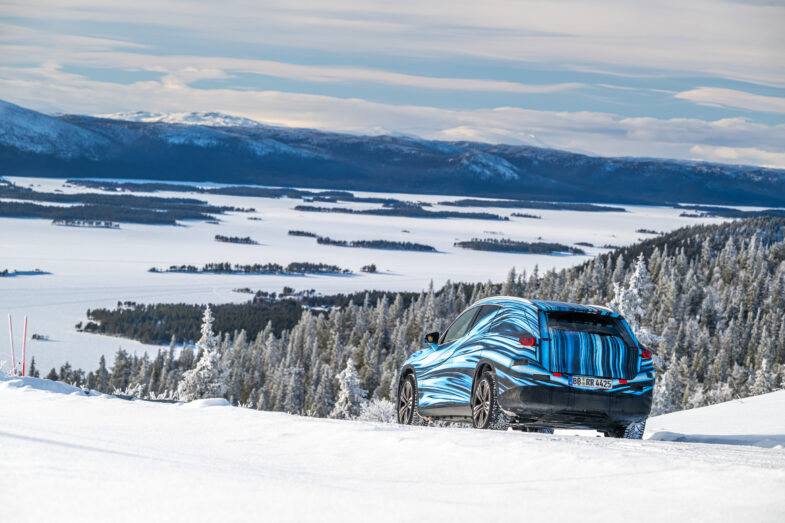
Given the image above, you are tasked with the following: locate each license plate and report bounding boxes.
[570,376,612,389]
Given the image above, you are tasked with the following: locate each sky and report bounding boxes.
[1,0,784,167]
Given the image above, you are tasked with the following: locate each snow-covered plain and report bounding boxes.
[1,374,783,522]
[2,176,729,372]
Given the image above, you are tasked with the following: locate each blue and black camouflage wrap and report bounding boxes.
[411,305,499,409]
[400,296,654,427]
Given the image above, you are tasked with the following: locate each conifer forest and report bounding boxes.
[43,217,785,419]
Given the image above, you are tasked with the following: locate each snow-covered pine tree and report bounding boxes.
[283,367,305,414]
[177,306,228,401]
[329,357,367,419]
[108,349,132,391]
[310,364,335,417]
[501,268,516,296]
[28,356,39,378]
[651,356,681,415]
[750,359,776,396]
[609,253,659,346]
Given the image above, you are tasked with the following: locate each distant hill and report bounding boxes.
[2,99,785,206]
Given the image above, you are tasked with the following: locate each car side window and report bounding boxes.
[469,305,501,331]
[440,307,479,344]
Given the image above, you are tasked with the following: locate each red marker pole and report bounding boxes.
[22,316,28,377]
[8,315,16,376]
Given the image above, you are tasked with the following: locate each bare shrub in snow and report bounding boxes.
[113,383,144,398]
[110,384,179,401]
[358,398,395,423]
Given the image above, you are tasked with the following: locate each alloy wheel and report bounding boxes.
[472,378,491,428]
[398,379,414,424]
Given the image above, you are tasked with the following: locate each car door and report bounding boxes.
[418,305,501,412]
[416,306,480,410]
[450,304,501,400]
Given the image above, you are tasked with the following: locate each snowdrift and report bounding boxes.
[0,374,101,396]
[646,390,785,448]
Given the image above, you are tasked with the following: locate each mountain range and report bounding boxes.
[2,99,784,206]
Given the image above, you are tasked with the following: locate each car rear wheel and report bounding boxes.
[471,371,509,430]
[397,374,424,425]
[605,418,646,439]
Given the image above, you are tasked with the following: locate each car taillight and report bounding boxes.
[641,348,652,359]
[552,372,563,377]
[519,336,537,347]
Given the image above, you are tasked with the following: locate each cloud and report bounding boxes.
[2,1,784,86]
[676,87,785,114]
[2,64,784,168]
[0,43,583,95]
[1,2,783,168]
[690,145,785,168]
[0,21,148,50]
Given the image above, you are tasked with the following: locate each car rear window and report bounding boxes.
[546,311,623,337]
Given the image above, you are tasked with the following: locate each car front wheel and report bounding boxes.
[397,374,424,425]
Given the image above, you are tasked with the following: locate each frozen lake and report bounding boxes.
[1,176,728,373]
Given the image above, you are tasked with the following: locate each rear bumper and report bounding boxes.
[498,385,652,431]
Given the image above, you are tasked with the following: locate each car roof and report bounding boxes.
[474,296,618,316]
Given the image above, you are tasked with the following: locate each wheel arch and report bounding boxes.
[398,364,416,384]
[471,358,498,396]
[397,364,417,397]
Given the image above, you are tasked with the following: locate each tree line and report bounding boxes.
[454,238,585,255]
[440,198,624,212]
[214,235,258,244]
[293,205,507,221]
[0,180,252,224]
[148,261,351,275]
[287,230,435,251]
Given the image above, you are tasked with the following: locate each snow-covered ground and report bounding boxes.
[647,391,785,448]
[1,374,783,522]
[2,176,730,372]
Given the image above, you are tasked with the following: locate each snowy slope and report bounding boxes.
[1,375,783,523]
[0,100,109,158]
[646,390,785,448]
[94,110,268,127]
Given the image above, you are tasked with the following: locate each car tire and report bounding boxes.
[471,370,510,430]
[605,418,646,439]
[397,374,424,425]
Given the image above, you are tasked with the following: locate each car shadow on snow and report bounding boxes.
[647,431,785,449]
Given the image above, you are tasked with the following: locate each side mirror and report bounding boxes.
[424,331,440,346]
